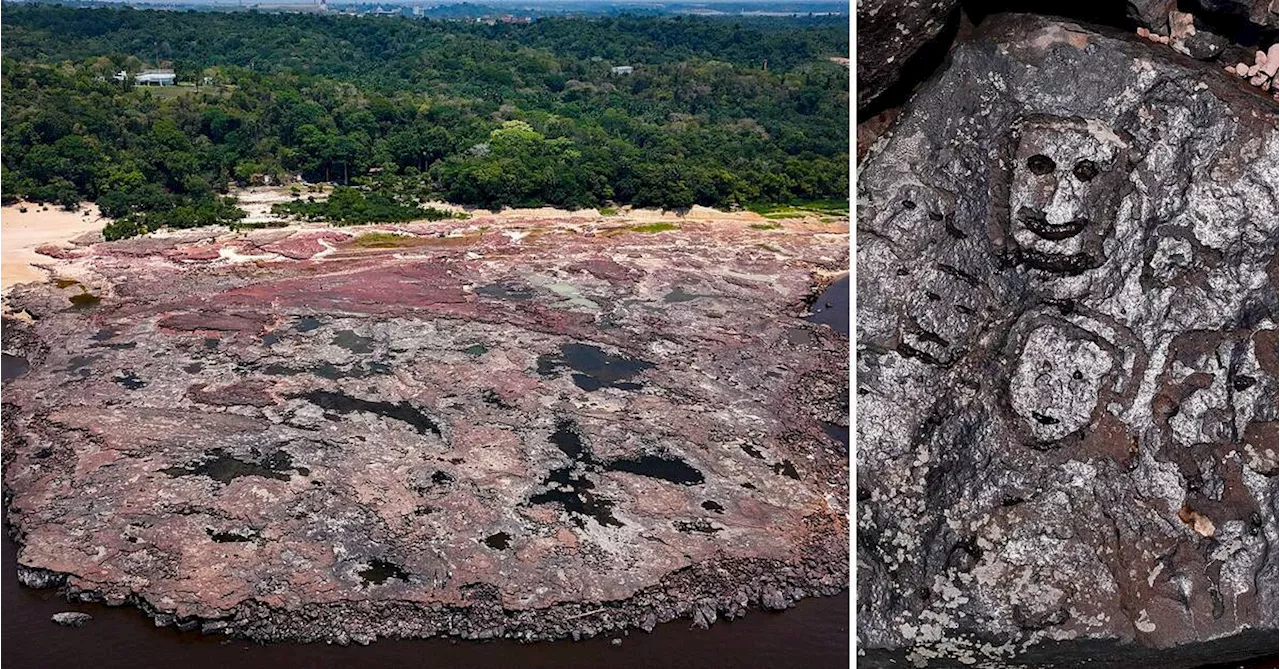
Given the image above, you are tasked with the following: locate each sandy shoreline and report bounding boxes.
[2,190,846,295]
[1,203,104,292]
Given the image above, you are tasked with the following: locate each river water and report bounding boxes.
[807,274,850,336]
[0,350,849,668]
[0,531,848,668]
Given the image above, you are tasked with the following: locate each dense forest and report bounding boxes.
[1,4,849,236]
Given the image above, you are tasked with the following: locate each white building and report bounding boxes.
[135,69,176,86]
[610,65,634,75]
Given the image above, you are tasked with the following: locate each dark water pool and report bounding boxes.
[1,530,849,669]
[2,353,30,381]
[806,275,849,336]
[536,342,654,391]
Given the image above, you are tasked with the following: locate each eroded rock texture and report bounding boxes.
[856,14,1278,668]
[1128,0,1180,32]
[1,214,848,643]
[856,0,961,113]
[1193,0,1280,29]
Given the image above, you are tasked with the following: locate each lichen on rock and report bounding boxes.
[2,213,849,643]
[857,13,1277,668]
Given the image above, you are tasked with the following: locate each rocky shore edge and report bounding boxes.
[1,302,851,647]
[6,513,847,646]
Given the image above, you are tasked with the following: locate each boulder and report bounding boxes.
[51,612,92,628]
[1127,0,1179,31]
[857,13,1277,668]
[856,0,961,113]
[1180,28,1231,59]
[1194,0,1279,28]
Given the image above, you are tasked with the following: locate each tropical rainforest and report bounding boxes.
[1,4,849,237]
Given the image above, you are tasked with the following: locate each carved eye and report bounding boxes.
[1073,159,1099,181]
[1025,154,1055,175]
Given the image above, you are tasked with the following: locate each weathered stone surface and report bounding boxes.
[856,0,960,113]
[1128,0,1179,32]
[857,14,1277,668]
[51,612,92,627]
[1194,0,1279,28]
[1182,28,1231,59]
[1,213,848,643]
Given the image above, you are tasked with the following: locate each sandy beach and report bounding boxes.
[1,203,103,291]
[0,191,845,295]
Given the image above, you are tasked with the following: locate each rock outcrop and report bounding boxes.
[1128,0,1180,32]
[2,213,849,643]
[50,612,92,628]
[856,0,961,113]
[857,13,1277,668]
[1192,0,1280,29]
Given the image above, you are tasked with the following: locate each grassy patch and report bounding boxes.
[750,222,782,230]
[748,199,849,219]
[630,222,679,233]
[351,231,421,248]
[599,207,618,216]
[136,83,230,100]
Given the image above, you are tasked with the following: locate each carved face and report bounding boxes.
[1010,117,1130,274]
[1001,308,1144,450]
[1010,323,1114,443]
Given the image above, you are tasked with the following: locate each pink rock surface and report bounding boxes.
[1,217,849,643]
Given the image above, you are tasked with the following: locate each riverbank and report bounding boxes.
[2,212,849,646]
[0,203,104,291]
[1,521,849,668]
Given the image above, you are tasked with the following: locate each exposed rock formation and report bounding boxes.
[857,13,1277,668]
[1,213,849,644]
[856,0,961,113]
[1128,0,1179,32]
[1194,0,1280,29]
[50,612,92,628]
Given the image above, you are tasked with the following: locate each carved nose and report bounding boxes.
[1043,177,1085,225]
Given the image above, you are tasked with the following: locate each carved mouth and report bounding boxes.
[1018,208,1090,241]
[1019,248,1097,275]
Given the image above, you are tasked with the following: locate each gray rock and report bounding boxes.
[200,620,229,634]
[1128,0,1179,31]
[640,613,658,632]
[856,0,961,113]
[51,612,92,628]
[691,603,717,629]
[857,13,1277,669]
[760,588,791,611]
[17,566,65,589]
[1194,0,1278,27]
[1181,29,1230,59]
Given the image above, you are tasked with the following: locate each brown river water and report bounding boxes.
[1,528,849,668]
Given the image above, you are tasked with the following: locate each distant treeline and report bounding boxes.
[1,5,849,235]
